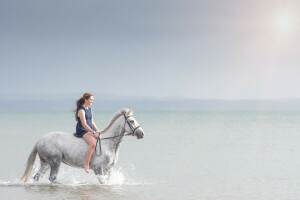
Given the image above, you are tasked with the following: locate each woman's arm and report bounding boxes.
[91,117,99,132]
[78,109,97,135]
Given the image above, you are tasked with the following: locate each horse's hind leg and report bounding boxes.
[48,154,62,184]
[33,157,49,181]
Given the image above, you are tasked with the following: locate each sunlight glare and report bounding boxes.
[275,14,293,31]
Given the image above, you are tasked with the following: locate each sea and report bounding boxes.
[0,109,300,199]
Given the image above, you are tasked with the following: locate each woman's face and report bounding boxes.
[85,96,94,106]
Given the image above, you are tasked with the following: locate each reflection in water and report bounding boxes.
[23,184,130,200]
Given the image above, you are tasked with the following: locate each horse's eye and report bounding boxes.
[129,120,134,123]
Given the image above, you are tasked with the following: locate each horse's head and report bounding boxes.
[124,109,144,139]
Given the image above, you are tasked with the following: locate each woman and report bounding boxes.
[74,92,100,173]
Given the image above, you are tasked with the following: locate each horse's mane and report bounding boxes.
[99,108,132,134]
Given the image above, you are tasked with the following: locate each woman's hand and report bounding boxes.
[94,132,99,138]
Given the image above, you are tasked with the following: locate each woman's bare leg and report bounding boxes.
[82,132,96,173]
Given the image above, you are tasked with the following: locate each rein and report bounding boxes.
[95,113,140,156]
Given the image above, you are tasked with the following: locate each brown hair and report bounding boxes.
[74,92,93,120]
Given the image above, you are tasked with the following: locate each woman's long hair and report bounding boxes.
[74,92,93,120]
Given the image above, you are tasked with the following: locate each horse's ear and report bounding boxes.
[128,108,133,115]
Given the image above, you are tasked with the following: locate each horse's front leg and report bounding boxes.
[93,166,106,184]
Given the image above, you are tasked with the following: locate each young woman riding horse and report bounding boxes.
[74,92,100,173]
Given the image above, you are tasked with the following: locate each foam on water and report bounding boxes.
[0,159,146,187]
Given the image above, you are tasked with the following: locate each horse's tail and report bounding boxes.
[20,144,37,182]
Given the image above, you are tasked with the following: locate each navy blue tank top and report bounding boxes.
[74,106,95,137]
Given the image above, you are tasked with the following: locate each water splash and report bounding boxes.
[1,160,144,187]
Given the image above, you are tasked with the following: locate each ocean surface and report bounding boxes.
[0,109,300,199]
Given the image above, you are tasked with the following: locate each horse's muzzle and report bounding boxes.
[136,128,144,139]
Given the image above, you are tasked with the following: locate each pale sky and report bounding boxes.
[1,0,299,99]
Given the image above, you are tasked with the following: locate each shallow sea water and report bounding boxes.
[0,110,300,199]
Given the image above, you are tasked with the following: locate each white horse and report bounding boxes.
[20,108,144,184]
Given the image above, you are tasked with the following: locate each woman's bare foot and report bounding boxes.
[84,165,90,173]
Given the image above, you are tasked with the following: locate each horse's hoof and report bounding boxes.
[50,179,61,184]
[97,175,107,184]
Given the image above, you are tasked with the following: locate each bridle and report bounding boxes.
[123,113,141,136]
[95,113,141,156]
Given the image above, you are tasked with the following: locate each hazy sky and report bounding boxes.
[1,0,299,99]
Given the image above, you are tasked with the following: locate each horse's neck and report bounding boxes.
[102,115,125,150]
